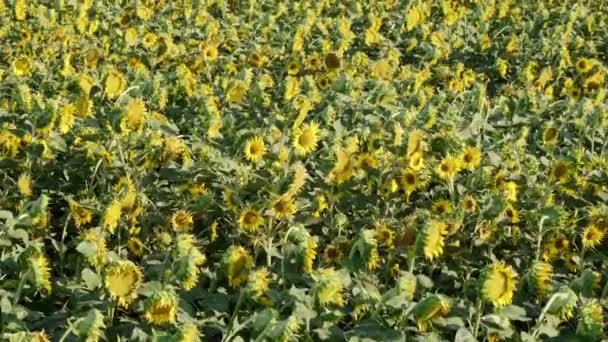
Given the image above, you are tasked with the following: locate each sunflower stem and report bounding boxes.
[534,216,548,261]
[223,290,245,342]
[472,298,484,339]
[12,270,30,307]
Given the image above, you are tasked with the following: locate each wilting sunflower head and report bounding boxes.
[414,294,451,332]
[580,224,604,249]
[244,136,266,163]
[293,122,320,156]
[104,260,142,307]
[237,207,263,232]
[80,229,108,268]
[576,299,604,339]
[223,246,254,288]
[171,209,193,232]
[480,262,518,307]
[247,267,271,300]
[174,323,200,342]
[416,220,448,260]
[173,234,206,291]
[300,237,317,273]
[545,287,577,321]
[144,290,178,325]
[528,261,553,297]
[313,267,346,307]
[102,200,122,234]
[76,309,105,342]
[28,252,52,295]
[398,272,417,301]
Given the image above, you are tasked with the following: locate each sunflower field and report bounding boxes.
[1,0,608,341]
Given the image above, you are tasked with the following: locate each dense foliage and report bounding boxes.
[0,0,607,341]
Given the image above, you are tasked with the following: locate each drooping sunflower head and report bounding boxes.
[436,154,461,180]
[545,287,577,321]
[416,220,448,260]
[173,234,206,291]
[120,98,147,134]
[247,267,271,301]
[580,224,604,249]
[76,309,105,342]
[171,209,193,232]
[528,261,553,297]
[174,323,200,342]
[398,272,417,301]
[237,207,263,232]
[243,136,266,163]
[460,146,481,170]
[102,200,122,234]
[480,262,518,307]
[223,246,254,288]
[312,267,346,307]
[414,294,451,332]
[271,196,297,220]
[576,299,604,339]
[293,122,320,156]
[16,172,32,197]
[104,260,142,307]
[503,203,520,224]
[407,129,425,157]
[80,229,108,268]
[144,290,178,325]
[28,252,52,295]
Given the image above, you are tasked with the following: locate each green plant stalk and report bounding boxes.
[534,216,548,261]
[223,290,245,342]
[12,270,30,307]
[472,298,484,339]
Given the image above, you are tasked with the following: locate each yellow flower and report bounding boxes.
[575,57,592,74]
[417,220,448,260]
[271,196,297,220]
[432,199,452,215]
[144,291,178,325]
[581,224,604,249]
[17,173,32,197]
[238,207,263,232]
[244,136,266,163]
[529,261,553,297]
[301,237,317,273]
[223,246,254,288]
[58,103,76,134]
[202,43,219,61]
[12,56,31,76]
[480,262,518,307]
[171,209,194,232]
[409,152,425,171]
[287,60,300,75]
[329,146,356,184]
[173,234,206,290]
[142,32,158,49]
[29,252,52,295]
[120,98,146,133]
[543,127,558,146]
[80,229,107,267]
[102,200,121,234]
[69,199,93,228]
[414,294,451,332]
[293,122,320,156]
[174,323,200,342]
[407,130,425,157]
[103,260,142,307]
[105,71,126,99]
[124,27,138,46]
[247,267,271,300]
[436,154,461,180]
[460,146,481,170]
[313,268,346,307]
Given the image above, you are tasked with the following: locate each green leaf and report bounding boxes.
[76,240,98,258]
[252,308,278,332]
[499,305,530,321]
[8,228,28,242]
[454,328,476,342]
[81,268,101,290]
[481,314,511,330]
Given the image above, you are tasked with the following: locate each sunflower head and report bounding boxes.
[576,300,604,339]
[237,207,263,232]
[174,323,200,342]
[528,261,553,297]
[144,290,178,325]
[575,57,592,74]
[244,136,266,163]
[545,287,577,321]
[416,220,448,260]
[414,294,451,332]
[312,267,346,307]
[432,199,452,215]
[461,146,481,170]
[171,209,194,232]
[407,129,425,157]
[293,122,320,156]
[462,195,477,212]
[223,246,254,288]
[271,196,297,220]
[76,309,105,342]
[436,154,461,180]
[28,252,52,295]
[480,262,518,307]
[581,224,604,249]
[103,260,142,307]
[247,267,271,301]
[542,127,558,146]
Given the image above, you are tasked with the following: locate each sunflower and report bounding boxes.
[120,98,147,133]
[528,261,553,297]
[76,309,105,342]
[238,207,263,232]
[460,146,481,170]
[103,260,142,307]
[306,55,321,71]
[17,172,32,197]
[414,294,451,332]
[462,195,477,212]
[271,196,297,220]
[357,152,378,170]
[480,262,518,307]
[223,246,254,288]
[12,56,32,76]
[243,136,266,163]
[202,43,218,61]
[29,252,52,295]
[142,32,158,49]
[432,199,452,214]
[503,203,520,224]
[171,209,193,232]
[68,199,93,228]
[80,229,107,267]
[550,160,570,182]
[407,129,425,157]
[293,122,320,156]
[287,60,300,75]
[542,127,558,146]
[416,220,448,260]
[144,290,178,325]
[436,154,461,180]
[581,224,604,249]
[577,300,604,339]
[409,152,425,171]
[313,268,345,307]
[104,71,126,99]
[301,237,317,273]
[174,323,200,342]
[575,57,592,74]
[247,267,271,301]
[102,200,121,234]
